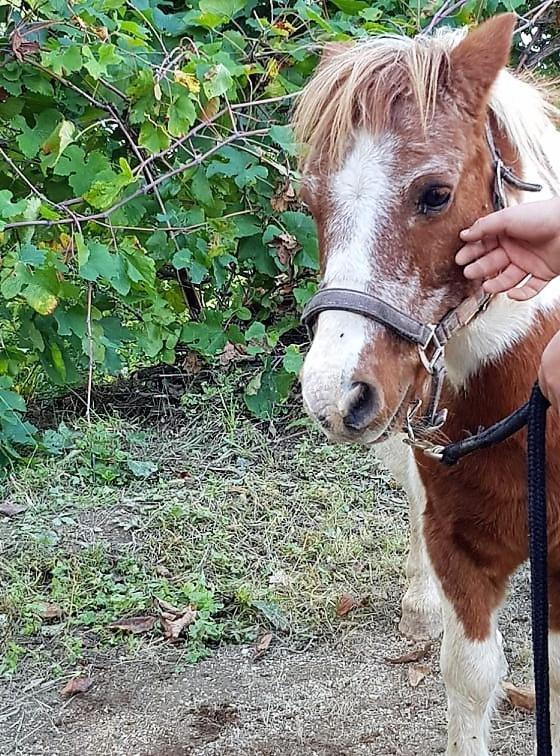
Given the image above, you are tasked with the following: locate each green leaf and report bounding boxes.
[15,110,60,158]
[244,365,294,419]
[82,44,123,78]
[203,64,234,99]
[331,0,368,13]
[139,122,170,153]
[199,0,245,15]
[282,345,303,375]
[49,342,67,382]
[19,244,46,267]
[0,190,27,220]
[281,211,319,270]
[23,284,58,316]
[269,125,299,156]
[168,94,196,138]
[41,119,75,167]
[127,459,159,478]
[83,162,137,210]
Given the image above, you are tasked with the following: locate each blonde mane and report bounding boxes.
[293,27,560,190]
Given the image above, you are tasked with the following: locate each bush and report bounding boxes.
[0,0,556,465]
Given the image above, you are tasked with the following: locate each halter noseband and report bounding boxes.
[301,123,542,444]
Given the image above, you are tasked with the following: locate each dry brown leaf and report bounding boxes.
[336,593,361,617]
[93,26,109,42]
[254,632,273,661]
[160,606,197,640]
[155,565,172,578]
[386,642,432,665]
[408,663,431,688]
[0,499,26,517]
[181,352,202,375]
[107,615,156,634]
[155,597,183,616]
[10,29,40,61]
[271,233,299,267]
[201,97,220,122]
[36,602,63,620]
[502,681,535,712]
[60,676,93,698]
[271,182,296,213]
[219,342,246,367]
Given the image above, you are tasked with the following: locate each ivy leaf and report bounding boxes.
[206,147,266,188]
[203,64,234,99]
[41,45,83,75]
[55,305,87,338]
[168,94,196,137]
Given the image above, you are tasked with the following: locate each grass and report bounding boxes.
[0,372,409,678]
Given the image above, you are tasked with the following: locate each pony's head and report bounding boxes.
[295,14,520,444]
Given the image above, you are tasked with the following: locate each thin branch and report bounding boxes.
[524,36,560,69]
[4,129,268,231]
[516,0,556,35]
[0,145,81,224]
[422,0,469,35]
[85,283,93,424]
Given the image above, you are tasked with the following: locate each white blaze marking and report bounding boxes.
[301,132,396,422]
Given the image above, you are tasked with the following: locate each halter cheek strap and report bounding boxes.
[301,121,542,439]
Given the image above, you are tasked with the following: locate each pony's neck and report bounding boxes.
[445,70,560,391]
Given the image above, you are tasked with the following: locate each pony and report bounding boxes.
[294,14,560,755]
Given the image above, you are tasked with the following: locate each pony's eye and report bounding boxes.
[418,186,452,214]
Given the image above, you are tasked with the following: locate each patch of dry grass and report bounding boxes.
[0,375,408,676]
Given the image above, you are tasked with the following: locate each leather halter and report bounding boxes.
[301,123,542,441]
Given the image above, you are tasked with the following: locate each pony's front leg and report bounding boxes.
[399,469,442,639]
[374,437,441,639]
[440,595,506,756]
[549,631,560,754]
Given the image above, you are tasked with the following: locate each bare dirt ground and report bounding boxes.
[1,568,535,756]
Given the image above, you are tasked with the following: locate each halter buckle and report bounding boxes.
[418,325,444,374]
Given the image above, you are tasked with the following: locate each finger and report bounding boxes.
[455,237,499,266]
[507,277,549,301]
[460,209,511,242]
[481,263,528,293]
[462,248,510,281]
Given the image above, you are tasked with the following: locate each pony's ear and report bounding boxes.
[448,13,516,116]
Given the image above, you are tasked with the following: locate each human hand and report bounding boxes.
[456,197,560,300]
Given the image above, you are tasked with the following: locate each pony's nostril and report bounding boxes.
[342,382,379,431]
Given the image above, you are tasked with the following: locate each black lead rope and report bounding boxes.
[440,383,551,754]
[528,385,552,756]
